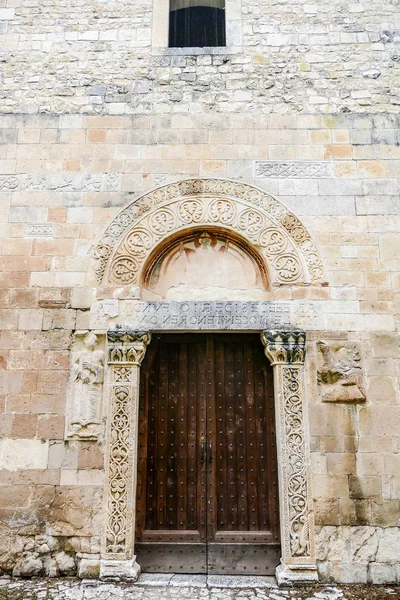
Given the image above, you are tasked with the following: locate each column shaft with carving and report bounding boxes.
[100,330,151,581]
[261,330,318,585]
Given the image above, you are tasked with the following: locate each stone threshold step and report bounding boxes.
[136,574,278,588]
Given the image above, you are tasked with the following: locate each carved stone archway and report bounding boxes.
[93,178,326,289]
[97,179,322,585]
[100,328,318,585]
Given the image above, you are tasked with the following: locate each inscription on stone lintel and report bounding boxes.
[122,301,291,331]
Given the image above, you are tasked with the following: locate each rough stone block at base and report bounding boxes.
[319,561,368,584]
[99,558,140,581]
[369,562,397,585]
[276,563,319,586]
[77,553,100,579]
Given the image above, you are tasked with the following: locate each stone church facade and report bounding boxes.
[0,0,399,586]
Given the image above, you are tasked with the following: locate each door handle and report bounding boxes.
[200,436,206,463]
[208,439,212,464]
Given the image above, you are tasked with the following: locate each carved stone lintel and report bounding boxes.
[102,330,151,577]
[261,329,318,585]
[261,329,306,365]
[99,558,141,581]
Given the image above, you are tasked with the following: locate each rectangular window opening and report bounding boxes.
[168,0,226,48]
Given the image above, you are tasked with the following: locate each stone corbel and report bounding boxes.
[100,330,151,581]
[261,330,318,586]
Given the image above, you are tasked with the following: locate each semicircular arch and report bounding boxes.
[92,178,327,289]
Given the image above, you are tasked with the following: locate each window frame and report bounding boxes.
[151,0,242,54]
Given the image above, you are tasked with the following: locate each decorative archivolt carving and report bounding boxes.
[93,179,326,288]
[261,330,316,572]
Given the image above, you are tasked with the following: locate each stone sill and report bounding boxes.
[152,46,243,56]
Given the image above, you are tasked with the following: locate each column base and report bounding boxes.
[276,563,319,586]
[100,558,141,581]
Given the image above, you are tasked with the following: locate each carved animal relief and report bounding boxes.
[66,331,105,439]
[317,340,366,403]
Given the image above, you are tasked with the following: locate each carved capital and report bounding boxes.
[107,330,151,365]
[261,329,306,365]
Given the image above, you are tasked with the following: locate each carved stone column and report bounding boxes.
[100,330,151,581]
[261,330,318,586]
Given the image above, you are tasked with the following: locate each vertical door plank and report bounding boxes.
[136,363,148,536]
[254,343,269,532]
[225,340,238,531]
[157,342,168,531]
[206,336,216,543]
[166,344,178,531]
[197,338,208,542]
[138,340,160,535]
[244,340,258,532]
[215,339,227,535]
[177,343,188,531]
[234,340,248,532]
[264,358,280,541]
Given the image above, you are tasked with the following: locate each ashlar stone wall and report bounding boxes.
[0,111,399,582]
[0,0,399,114]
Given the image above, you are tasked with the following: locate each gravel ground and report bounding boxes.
[0,577,399,600]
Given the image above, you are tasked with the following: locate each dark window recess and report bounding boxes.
[169,5,226,48]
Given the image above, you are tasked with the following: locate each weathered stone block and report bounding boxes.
[326,561,368,584]
[0,439,49,471]
[376,528,400,562]
[349,475,382,499]
[369,562,397,584]
[77,553,100,578]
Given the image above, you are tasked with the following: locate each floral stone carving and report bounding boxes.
[93,178,326,288]
[261,330,318,584]
[102,330,151,579]
[66,331,105,440]
[317,340,366,403]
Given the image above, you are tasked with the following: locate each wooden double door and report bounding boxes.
[135,333,280,574]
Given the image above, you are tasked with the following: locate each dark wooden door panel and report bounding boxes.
[207,334,279,546]
[207,543,281,575]
[136,333,280,574]
[136,335,207,546]
[135,543,207,574]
